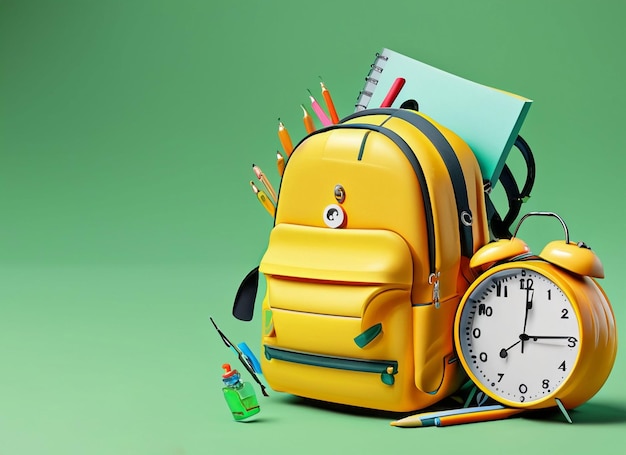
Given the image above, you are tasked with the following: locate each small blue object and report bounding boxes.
[238,342,263,374]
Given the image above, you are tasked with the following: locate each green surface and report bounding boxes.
[1,0,625,454]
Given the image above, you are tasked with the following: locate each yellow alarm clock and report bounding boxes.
[454,212,617,411]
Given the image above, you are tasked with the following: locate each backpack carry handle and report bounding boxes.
[232,266,259,321]
[510,135,535,201]
[487,135,536,239]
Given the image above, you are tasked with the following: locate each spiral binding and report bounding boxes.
[355,52,389,111]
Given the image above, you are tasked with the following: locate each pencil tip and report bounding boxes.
[307,88,312,96]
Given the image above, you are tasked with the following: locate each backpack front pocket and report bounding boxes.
[258,224,428,411]
[260,223,414,356]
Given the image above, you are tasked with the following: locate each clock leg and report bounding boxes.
[555,398,573,424]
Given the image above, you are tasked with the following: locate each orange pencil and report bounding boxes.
[278,119,294,156]
[435,407,524,427]
[276,150,285,177]
[319,78,339,124]
[390,404,504,428]
[301,104,315,134]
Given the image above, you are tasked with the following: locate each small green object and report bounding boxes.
[354,323,383,348]
[221,363,260,421]
[223,383,260,421]
[263,309,274,336]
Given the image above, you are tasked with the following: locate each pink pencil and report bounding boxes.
[307,89,332,126]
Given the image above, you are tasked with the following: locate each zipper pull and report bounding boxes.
[381,366,397,385]
[429,272,441,308]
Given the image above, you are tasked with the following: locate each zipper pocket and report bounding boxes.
[264,345,398,385]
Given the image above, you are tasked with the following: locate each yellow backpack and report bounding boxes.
[235,107,498,412]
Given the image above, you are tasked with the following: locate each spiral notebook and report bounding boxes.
[356,48,532,186]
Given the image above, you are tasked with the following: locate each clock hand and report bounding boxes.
[520,334,577,349]
[525,335,573,340]
[525,287,534,310]
[521,288,534,354]
[499,339,522,358]
[500,332,536,358]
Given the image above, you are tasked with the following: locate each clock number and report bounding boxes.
[479,352,488,362]
[558,361,566,371]
[478,304,493,317]
[568,337,578,348]
[547,289,552,300]
[472,328,481,339]
[520,278,534,309]
[496,282,508,297]
[561,308,569,319]
[520,278,534,291]
[519,383,527,402]
[519,384,528,394]
[497,373,504,383]
[542,379,550,389]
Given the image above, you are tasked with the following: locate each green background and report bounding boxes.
[1,0,625,453]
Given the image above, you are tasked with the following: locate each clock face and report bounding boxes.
[457,267,581,406]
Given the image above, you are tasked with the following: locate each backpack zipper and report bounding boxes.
[264,345,398,385]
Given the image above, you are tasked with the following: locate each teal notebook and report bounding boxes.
[356,48,532,186]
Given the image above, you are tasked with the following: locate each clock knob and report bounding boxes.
[469,237,530,270]
[540,240,604,278]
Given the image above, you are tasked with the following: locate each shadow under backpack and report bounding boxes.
[232,106,534,412]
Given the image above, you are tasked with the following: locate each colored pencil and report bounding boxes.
[435,407,525,427]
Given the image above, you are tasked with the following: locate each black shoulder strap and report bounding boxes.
[486,135,535,239]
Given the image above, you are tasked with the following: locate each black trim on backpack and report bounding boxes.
[343,108,474,259]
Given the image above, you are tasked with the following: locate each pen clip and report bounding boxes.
[210,317,269,396]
